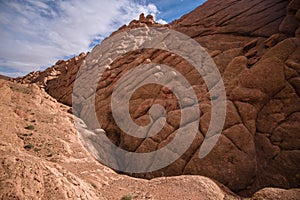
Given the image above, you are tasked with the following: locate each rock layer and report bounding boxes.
[1,79,300,199]
[15,53,86,106]
[14,0,300,197]
[0,79,241,200]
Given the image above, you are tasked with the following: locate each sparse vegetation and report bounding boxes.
[121,194,132,200]
[91,182,97,189]
[47,151,55,157]
[9,85,31,94]
[24,125,35,130]
[21,133,33,137]
[24,144,34,150]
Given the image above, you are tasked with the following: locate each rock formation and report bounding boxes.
[0,79,241,199]
[15,52,86,106]
[7,0,300,198]
[1,79,299,199]
[0,74,10,80]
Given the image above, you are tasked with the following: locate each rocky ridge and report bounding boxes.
[14,52,86,106]
[10,0,300,198]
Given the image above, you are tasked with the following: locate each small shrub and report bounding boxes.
[21,133,33,137]
[91,182,97,189]
[121,194,132,200]
[24,144,34,150]
[47,151,55,157]
[24,125,35,130]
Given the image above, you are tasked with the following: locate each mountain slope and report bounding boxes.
[12,0,300,197]
[0,79,243,200]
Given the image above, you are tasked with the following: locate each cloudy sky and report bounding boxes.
[0,0,206,77]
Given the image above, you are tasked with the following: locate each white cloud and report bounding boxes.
[157,19,168,24]
[0,0,166,77]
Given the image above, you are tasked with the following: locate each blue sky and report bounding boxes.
[0,0,206,77]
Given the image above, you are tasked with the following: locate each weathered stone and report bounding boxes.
[264,33,286,48]
[251,188,300,200]
[240,57,286,97]
[279,15,299,36]
[243,39,258,52]
[15,53,86,106]
[10,0,300,197]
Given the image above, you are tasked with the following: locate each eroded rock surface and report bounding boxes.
[0,79,242,200]
[71,0,300,197]
[1,79,300,199]
[15,53,86,106]
[13,0,300,197]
